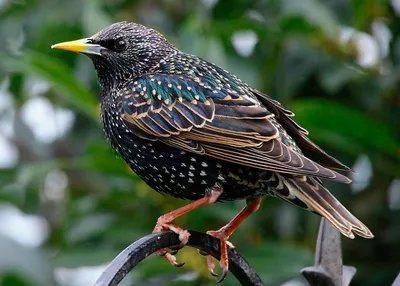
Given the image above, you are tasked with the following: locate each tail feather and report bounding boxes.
[274,175,373,239]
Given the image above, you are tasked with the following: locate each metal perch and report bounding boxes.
[93,230,264,286]
[94,218,399,285]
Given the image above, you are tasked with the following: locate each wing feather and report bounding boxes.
[119,74,350,182]
[252,88,351,171]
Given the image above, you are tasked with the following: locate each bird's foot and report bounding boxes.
[151,184,224,269]
[153,221,190,267]
[206,228,235,283]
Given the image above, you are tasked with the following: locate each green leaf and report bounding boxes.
[281,0,340,36]
[0,51,98,120]
[352,0,387,30]
[289,99,400,159]
[212,0,254,20]
[0,0,39,18]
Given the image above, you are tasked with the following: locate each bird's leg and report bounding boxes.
[152,183,223,267]
[206,197,262,282]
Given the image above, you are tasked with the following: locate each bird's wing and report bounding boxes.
[251,88,351,171]
[119,74,350,183]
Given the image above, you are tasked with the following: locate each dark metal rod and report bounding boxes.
[94,230,264,286]
[301,218,356,286]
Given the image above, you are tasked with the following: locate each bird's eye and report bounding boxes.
[114,39,127,52]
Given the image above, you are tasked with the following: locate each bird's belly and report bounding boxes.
[115,134,274,201]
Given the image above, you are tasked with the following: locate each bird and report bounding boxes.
[52,21,373,282]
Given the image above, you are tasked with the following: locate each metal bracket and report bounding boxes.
[301,218,356,286]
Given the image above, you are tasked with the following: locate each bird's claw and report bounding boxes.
[164,252,185,267]
[206,229,233,283]
[206,251,228,283]
[207,255,219,277]
[152,222,190,268]
[198,249,209,256]
[225,240,235,249]
[217,267,228,284]
[168,248,179,255]
[169,243,185,251]
[155,248,185,266]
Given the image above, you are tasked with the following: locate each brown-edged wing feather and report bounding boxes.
[252,88,351,171]
[280,176,373,238]
[119,74,351,183]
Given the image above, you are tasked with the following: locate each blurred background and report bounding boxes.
[0,0,399,285]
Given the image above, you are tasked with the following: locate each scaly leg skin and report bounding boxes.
[206,197,262,283]
[152,183,224,267]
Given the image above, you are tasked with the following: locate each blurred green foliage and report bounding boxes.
[0,0,399,285]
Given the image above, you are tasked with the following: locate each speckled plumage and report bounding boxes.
[54,21,373,242]
[100,45,341,203]
[52,22,374,281]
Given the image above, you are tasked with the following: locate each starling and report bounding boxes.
[52,22,373,282]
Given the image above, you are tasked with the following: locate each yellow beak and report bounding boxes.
[51,38,103,55]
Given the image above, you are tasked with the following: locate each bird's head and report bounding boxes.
[52,22,176,88]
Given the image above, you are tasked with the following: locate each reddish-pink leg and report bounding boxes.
[152,184,223,267]
[206,197,262,282]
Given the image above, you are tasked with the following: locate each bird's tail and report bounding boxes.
[273,175,374,239]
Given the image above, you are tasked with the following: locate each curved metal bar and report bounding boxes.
[94,230,264,286]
